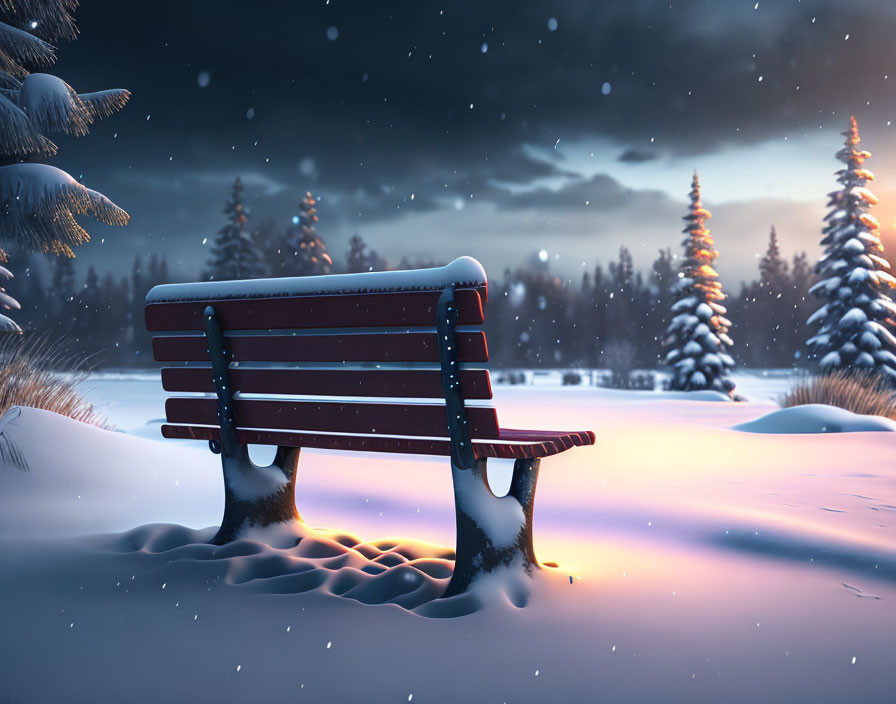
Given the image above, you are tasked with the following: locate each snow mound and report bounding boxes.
[733,404,896,434]
[101,521,537,618]
[0,405,223,538]
[663,389,733,402]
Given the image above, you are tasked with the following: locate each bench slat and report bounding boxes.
[498,428,596,448]
[145,288,484,332]
[161,367,493,400]
[151,331,488,364]
[165,398,501,439]
[161,424,587,459]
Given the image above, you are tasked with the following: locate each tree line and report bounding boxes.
[6,207,815,372]
[11,114,894,382]
[483,228,815,372]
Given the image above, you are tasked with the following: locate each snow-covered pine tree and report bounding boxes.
[806,116,896,379]
[205,177,263,281]
[0,1,129,332]
[663,172,736,396]
[283,192,333,276]
[0,264,18,332]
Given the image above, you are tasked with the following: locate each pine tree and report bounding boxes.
[0,1,129,331]
[130,255,143,306]
[346,234,387,273]
[282,192,332,276]
[49,253,74,326]
[99,271,127,365]
[252,217,278,277]
[782,251,813,366]
[649,248,675,363]
[663,173,736,395]
[52,255,74,298]
[749,225,790,366]
[206,177,263,281]
[147,253,169,286]
[0,263,18,332]
[807,116,896,378]
[79,264,101,344]
[759,226,788,290]
[7,249,43,331]
[651,248,675,294]
[606,246,637,345]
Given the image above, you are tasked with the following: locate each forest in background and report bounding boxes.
[6,195,815,372]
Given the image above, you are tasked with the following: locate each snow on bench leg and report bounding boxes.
[442,456,541,597]
[211,444,302,545]
[508,457,541,567]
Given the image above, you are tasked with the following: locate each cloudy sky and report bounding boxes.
[45,0,896,285]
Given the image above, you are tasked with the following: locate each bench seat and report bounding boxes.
[161,423,595,459]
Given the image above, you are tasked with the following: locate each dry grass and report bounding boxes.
[781,369,896,419]
[0,335,110,429]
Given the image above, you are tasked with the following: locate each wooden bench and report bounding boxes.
[145,257,594,596]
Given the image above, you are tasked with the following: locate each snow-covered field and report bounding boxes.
[1,370,894,702]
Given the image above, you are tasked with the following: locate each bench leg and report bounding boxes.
[508,457,540,567]
[211,444,302,545]
[442,456,542,597]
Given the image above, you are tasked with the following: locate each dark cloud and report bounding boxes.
[617,149,657,163]
[28,0,894,276]
[494,173,674,212]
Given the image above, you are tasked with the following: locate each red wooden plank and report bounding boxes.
[498,428,596,447]
[145,288,484,332]
[151,331,489,364]
[161,424,566,459]
[161,367,493,400]
[165,398,501,439]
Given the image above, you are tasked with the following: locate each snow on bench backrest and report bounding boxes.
[145,256,488,304]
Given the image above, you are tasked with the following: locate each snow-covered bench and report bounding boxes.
[144,257,594,595]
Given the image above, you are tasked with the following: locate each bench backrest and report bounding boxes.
[145,257,496,443]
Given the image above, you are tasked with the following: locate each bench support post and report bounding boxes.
[436,285,475,470]
[203,306,302,545]
[202,306,239,457]
[437,285,542,596]
[212,445,302,545]
[508,456,540,567]
[442,456,542,598]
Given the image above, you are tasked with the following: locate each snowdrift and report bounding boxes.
[0,405,539,616]
[102,521,539,618]
[662,389,733,402]
[0,405,223,537]
[733,404,896,434]
[2,378,896,702]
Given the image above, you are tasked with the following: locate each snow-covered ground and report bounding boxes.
[0,370,894,702]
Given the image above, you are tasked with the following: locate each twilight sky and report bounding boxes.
[42,0,896,285]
